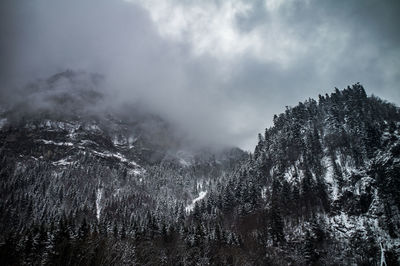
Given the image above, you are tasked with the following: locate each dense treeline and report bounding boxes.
[1,84,400,265]
[212,84,400,264]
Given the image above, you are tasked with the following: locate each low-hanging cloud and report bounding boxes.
[1,0,400,150]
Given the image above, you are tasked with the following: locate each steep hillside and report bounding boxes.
[213,84,400,264]
[0,81,399,265]
[0,72,247,265]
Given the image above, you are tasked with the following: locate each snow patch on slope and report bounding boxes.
[30,120,81,132]
[96,187,103,220]
[79,139,98,146]
[91,150,139,167]
[261,186,267,199]
[185,191,207,212]
[53,157,73,166]
[322,156,339,200]
[83,123,101,132]
[37,139,74,146]
[129,168,145,176]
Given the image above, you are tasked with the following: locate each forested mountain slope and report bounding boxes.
[214,84,400,264]
[0,78,399,265]
[0,71,247,265]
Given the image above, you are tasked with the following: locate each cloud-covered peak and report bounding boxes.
[1,0,399,150]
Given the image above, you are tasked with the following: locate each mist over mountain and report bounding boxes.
[1,80,399,265]
[2,0,400,265]
[1,70,243,152]
[2,0,400,150]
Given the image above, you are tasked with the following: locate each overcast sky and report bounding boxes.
[1,0,399,150]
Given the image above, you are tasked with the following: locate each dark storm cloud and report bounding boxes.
[225,0,400,148]
[233,0,400,91]
[1,0,399,150]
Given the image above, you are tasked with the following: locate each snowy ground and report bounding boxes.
[185,191,207,212]
[96,187,103,220]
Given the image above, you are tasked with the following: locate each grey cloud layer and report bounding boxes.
[1,0,399,150]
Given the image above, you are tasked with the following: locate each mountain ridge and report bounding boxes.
[0,77,399,265]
